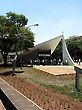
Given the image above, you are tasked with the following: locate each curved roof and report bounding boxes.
[32,36,62,54]
[29,35,74,65]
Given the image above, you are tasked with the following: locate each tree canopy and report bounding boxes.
[53,35,82,62]
[66,35,82,61]
[0,12,35,65]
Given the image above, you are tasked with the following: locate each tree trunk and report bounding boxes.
[1,51,8,66]
[3,55,7,66]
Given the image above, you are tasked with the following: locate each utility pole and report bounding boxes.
[12,24,39,75]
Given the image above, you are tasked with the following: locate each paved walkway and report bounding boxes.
[34,66,75,75]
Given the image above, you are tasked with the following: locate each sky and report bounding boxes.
[0,0,82,45]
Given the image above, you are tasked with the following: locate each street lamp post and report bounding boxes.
[27,24,39,28]
[12,23,39,75]
[12,24,20,76]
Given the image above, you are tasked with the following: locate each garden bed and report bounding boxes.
[0,67,82,110]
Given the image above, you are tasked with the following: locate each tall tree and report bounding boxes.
[66,36,82,61]
[0,12,34,65]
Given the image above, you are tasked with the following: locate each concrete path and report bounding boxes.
[0,78,43,110]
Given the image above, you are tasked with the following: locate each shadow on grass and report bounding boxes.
[0,70,24,76]
[0,71,12,76]
[15,70,24,73]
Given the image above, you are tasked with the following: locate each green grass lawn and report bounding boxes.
[1,66,82,102]
[16,67,82,102]
[43,83,82,102]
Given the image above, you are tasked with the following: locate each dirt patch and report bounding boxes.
[0,67,82,110]
[0,100,5,110]
[34,66,75,75]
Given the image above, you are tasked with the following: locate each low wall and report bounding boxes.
[0,78,42,110]
[0,89,17,110]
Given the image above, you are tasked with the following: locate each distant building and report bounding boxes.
[18,35,74,66]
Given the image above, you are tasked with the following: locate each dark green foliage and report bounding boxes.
[52,36,82,62]
[0,12,34,65]
[66,36,82,61]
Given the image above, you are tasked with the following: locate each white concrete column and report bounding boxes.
[62,34,74,66]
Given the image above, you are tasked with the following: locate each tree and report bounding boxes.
[0,12,34,65]
[15,27,34,52]
[52,35,82,63]
[66,36,82,61]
